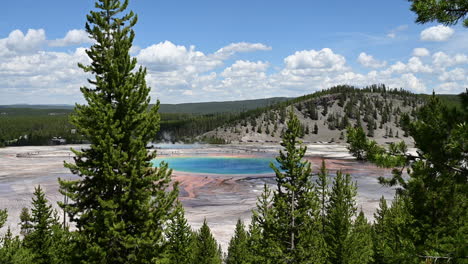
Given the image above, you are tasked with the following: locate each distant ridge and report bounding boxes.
[0,97,290,114]
[0,104,75,109]
[158,97,290,114]
[0,93,458,114]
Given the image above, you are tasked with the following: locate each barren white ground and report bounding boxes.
[0,143,400,251]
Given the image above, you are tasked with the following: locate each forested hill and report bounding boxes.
[0,85,462,146]
[158,97,289,114]
[201,84,430,145]
[0,97,290,115]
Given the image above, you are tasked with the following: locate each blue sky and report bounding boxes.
[1,0,467,104]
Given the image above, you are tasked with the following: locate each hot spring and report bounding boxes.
[152,156,279,175]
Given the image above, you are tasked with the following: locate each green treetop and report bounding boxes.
[59,0,178,262]
[324,170,357,264]
[162,202,195,264]
[26,185,56,264]
[226,219,249,264]
[270,110,324,262]
[193,219,222,264]
[342,211,373,264]
[408,0,468,27]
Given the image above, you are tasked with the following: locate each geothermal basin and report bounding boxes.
[152,156,279,175]
[0,143,398,251]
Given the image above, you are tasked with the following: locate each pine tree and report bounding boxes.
[0,209,7,229]
[19,207,33,237]
[325,170,357,264]
[342,211,373,264]
[373,195,417,264]
[0,227,35,264]
[226,219,249,264]
[248,184,283,263]
[26,185,56,264]
[346,126,368,160]
[316,160,328,233]
[270,111,325,263]
[372,196,389,264]
[163,202,195,264]
[58,1,178,262]
[194,219,222,264]
[367,117,375,137]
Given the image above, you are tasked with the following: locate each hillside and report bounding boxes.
[3,86,459,146]
[0,97,290,115]
[158,97,289,114]
[201,84,424,146]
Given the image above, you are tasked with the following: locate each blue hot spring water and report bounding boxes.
[151,156,279,175]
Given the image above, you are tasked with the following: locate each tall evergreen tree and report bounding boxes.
[19,207,32,237]
[58,0,178,262]
[162,202,195,264]
[342,211,373,264]
[248,184,283,263]
[0,209,6,229]
[372,195,417,264]
[226,219,249,264]
[0,228,34,264]
[270,110,324,262]
[325,170,357,264]
[316,159,329,233]
[26,185,55,264]
[193,219,222,264]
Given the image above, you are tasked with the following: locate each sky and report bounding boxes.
[1,0,467,104]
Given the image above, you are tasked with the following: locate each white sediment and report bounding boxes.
[0,143,396,251]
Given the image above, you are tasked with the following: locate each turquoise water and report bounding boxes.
[152,156,279,175]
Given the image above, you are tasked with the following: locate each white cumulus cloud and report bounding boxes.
[400,73,426,93]
[49,29,93,47]
[284,48,346,71]
[221,60,269,78]
[413,48,430,57]
[438,68,466,81]
[357,52,387,68]
[214,42,271,59]
[432,51,468,68]
[420,25,454,42]
[0,29,46,56]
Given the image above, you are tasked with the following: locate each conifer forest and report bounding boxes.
[0,0,467,263]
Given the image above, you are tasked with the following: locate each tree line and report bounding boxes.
[0,0,466,263]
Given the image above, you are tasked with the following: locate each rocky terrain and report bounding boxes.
[203,85,424,146]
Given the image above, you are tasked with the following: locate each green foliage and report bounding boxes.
[0,108,82,146]
[194,219,223,264]
[226,219,249,264]
[346,92,468,261]
[158,97,289,114]
[24,185,56,264]
[270,111,324,262]
[248,184,283,263]
[19,207,32,237]
[324,170,357,264]
[0,228,35,264]
[346,126,369,160]
[408,0,468,27]
[342,211,373,264]
[0,209,6,229]
[373,195,417,264]
[246,112,328,263]
[316,160,328,233]
[162,202,195,264]
[58,1,179,262]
